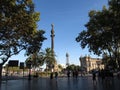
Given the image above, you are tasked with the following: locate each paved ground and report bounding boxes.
[0,76,120,90]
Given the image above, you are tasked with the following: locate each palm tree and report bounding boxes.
[43,48,56,71]
[26,48,56,73]
[26,52,45,75]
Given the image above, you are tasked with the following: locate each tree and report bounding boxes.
[57,64,64,71]
[0,0,46,82]
[66,64,80,71]
[25,52,45,75]
[76,0,120,69]
[43,48,56,71]
[102,53,117,69]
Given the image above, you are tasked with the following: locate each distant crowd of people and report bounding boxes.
[67,70,79,78]
[98,69,114,81]
[49,68,120,85]
[91,68,120,85]
[50,71,58,80]
[50,69,79,80]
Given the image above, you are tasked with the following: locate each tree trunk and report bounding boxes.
[0,64,2,84]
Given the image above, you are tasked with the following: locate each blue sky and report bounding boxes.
[8,0,108,66]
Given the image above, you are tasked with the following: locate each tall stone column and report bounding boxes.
[50,24,58,72]
[51,24,55,55]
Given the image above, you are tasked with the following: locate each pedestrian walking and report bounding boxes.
[55,72,58,80]
[92,70,97,84]
[101,69,105,83]
[75,70,78,79]
[50,72,53,79]
[72,70,75,77]
[67,70,70,78]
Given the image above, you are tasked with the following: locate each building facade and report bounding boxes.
[79,55,104,73]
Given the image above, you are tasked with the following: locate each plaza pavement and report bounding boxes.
[0,76,120,90]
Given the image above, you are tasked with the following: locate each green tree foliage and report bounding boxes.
[26,52,44,68]
[0,0,46,81]
[0,0,46,65]
[66,64,80,71]
[58,64,63,70]
[25,48,57,72]
[76,0,120,69]
[25,52,45,75]
[43,48,56,71]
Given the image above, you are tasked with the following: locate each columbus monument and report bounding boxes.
[50,24,58,71]
[51,24,55,55]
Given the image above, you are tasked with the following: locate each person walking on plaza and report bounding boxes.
[75,70,79,79]
[67,70,70,78]
[92,70,97,85]
[50,72,53,79]
[72,70,75,77]
[101,69,105,83]
[55,71,58,81]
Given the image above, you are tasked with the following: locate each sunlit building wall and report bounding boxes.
[79,55,104,73]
